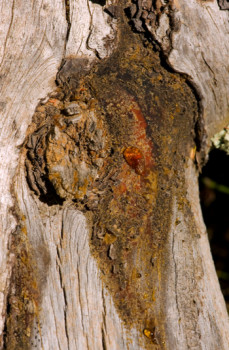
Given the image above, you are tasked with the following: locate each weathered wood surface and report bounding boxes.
[1,0,229,349]
[0,0,66,342]
[15,170,142,349]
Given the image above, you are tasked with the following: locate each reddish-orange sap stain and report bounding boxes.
[123,147,144,175]
[122,101,155,177]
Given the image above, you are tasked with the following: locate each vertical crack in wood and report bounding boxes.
[101,328,107,350]
[86,0,99,58]
[76,262,90,349]
[57,261,70,348]
[57,217,70,349]
[65,0,71,45]
[101,288,107,350]
[62,286,69,350]
[171,215,180,326]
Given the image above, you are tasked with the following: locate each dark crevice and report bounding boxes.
[65,0,71,43]
[104,5,119,19]
[25,168,64,206]
[101,289,108,350]
[63,286,69,350]
[101,328,107,350]
[57,251,69,348]
[185,79,207,164]
[89,0,106,5]
[2,292,11,349]
[38,178,65,206]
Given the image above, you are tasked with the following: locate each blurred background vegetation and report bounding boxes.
[199,148,229,311]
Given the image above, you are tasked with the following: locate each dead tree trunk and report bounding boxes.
[1,0,229,349]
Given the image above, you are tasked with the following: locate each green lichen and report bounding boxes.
[211,126,229,154]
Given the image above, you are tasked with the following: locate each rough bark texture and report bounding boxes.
[0,0,229,349]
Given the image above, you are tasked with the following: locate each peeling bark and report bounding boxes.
[1,0,229,349]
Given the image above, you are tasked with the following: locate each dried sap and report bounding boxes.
[123,147,145,175]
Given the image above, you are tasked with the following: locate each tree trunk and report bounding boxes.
[1,0,229,349]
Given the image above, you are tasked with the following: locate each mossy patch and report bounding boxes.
[3,221,42,350]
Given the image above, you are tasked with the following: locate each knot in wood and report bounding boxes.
[25,95,111,204]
